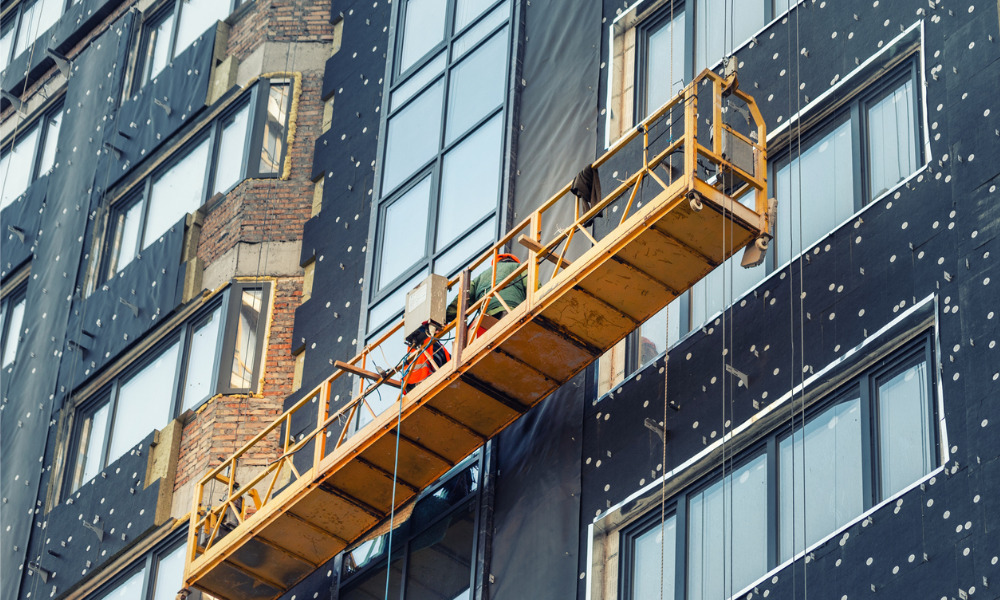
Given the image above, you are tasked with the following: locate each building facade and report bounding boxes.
[1,0,998,598]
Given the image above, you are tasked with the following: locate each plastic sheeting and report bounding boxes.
[489,373,585,600]
[1,17,134,600]
[510,0,602,255]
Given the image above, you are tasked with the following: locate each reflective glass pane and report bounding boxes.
[694,0,766,72]
[687,453,768,600]
[230,289,264,390]
[214,104,251,194]
[152,545,186,600]
[645,11,686,116]
[73,402,110,489]
[14,0,62,57]
[406,506,475,600]
[398,0,447,74]
[690,251,766,328]
[867,78,918,200]
[391,52,445,111]
[0,126,41,209]
[368,268,428,333]
[433,217,495,277]
[258,83,291,175]
[452,0,508,59]
[637,300,680,366]
[343,536,387,577]
[38,110,62,175]
[100,567,146,600]
[878,359,934,498]
[1,24,14,72]
[437,114,503,248]
[445,27,507,143]
[145,138,211,247]
[454,0,495,32]
[631,516,676,600]
[174,0,229,57]
[1,297,25,367]
[775,119,855,265]
[779,396,863,562]
[110,198,145,275]
[379,177,432,288]
[182,306,223,411]
[357,324,405,426]
[144,11,174,83]
[382,80,444,193]
[107,342,180,465]
[341,559,402,600]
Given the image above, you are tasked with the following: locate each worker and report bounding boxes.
[445,253,527,333]
[402,322,451,393]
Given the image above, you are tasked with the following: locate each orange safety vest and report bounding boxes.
[403,340,451,392]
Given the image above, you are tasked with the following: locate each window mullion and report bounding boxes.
[673,491,688,600]
[765,434,779,570]
[101,383,119,470]
[859,374,875,508]
[168,0,182,60]
[850,99,865,208]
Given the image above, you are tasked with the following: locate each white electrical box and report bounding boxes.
[404,274,449,340]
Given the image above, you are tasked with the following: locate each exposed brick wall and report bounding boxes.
[197,70,323,266]
[174,276,302,491]
[226,0,335,62]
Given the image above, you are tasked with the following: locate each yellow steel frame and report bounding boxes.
[184,68,769,592]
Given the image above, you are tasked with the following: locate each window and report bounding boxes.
[92,538,189,600]
[1,284,28,368]
[137,0,245,86]
[0,0,69,71]
[618,334,938,599]
[367,0,511,335]
[340,459,481,599]
[98,81,285,281]
[68,282,270,491]
[0,102,63,210]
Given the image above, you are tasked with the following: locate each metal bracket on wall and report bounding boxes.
[0,90,25,114]
[45,48,72,76]
[119,297,140,317]
[27,562,53,583]
[82,519,104,541]
[7,225,26,243]
[725,363,749,388]
[643,418,667,443]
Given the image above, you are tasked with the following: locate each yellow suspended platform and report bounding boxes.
[184,68,772,600]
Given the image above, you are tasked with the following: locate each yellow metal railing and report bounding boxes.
[185,67,768,576]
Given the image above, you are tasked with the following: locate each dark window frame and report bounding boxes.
[338,453,484,597]
[89,530,197,600]
[619,333,937,599]
[599,55,924,399]
[367,0,512,336]
[0,0,73,68]
[97,81,284,283]
[1,281,28,368]
[133,0,247,90]
[66,280,271,493]
[0,98,64,205]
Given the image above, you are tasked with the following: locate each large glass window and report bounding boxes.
[693,0,767,72]
[675,60,921,352]
[92,539,188,600]
[0,102,63,210]
[687,454,768,600]
[623,514,677,600]
[642,9,686,116]
[619,335,938,600]
[778,395,863,562]
[138,0,240,86]
[99,82,288,281]
[1,286,28,368]
[4,0,66,66]
[341,460,481,599]
[68,283,269,492]
[368,0,511,334]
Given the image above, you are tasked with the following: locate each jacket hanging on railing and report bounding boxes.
[571,164,602,225]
